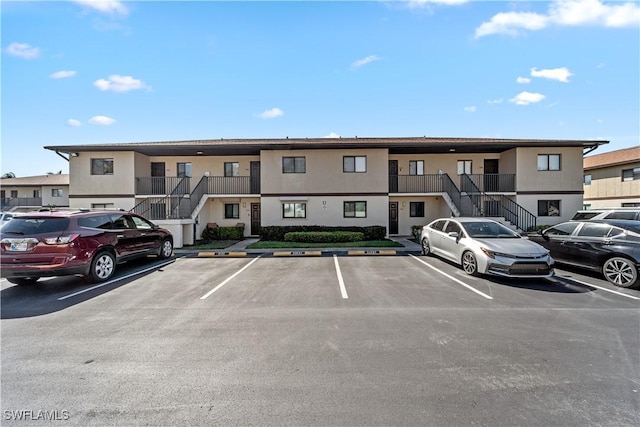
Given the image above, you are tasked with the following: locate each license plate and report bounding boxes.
[9,241,29,251]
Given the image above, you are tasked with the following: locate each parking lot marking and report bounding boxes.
[58,259,176,301]
[199,255,262,300]
[409,254,494,300]
[333,255,348,299]
[552,276,640,301]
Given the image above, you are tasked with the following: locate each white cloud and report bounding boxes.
[351,55,382,69]
[516,76,531,84]
[464,106,477,112]
[475,0,640,38]
[89,115,116,125]
[324,132,341,138]
[94,75,149,93]
[73,0,129,16]
[67,119,82,127]
[487,99,503,104]
[50,70,77,79]
[257,108,284,119]
[4,42,40,59]
[531,67,574,82]
[475,12,549,38]
[509,91,546,105]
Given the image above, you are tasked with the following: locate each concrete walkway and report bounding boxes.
[175,236,422,256]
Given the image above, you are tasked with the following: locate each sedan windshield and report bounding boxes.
[461,221,519,239]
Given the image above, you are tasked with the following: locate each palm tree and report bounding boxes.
[1,172,16,179]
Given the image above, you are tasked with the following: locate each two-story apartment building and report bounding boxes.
[0,174,70,211]
[44,137,607,247]
[583,146,640,209]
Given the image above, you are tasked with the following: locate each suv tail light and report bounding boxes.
[44,234,80,245]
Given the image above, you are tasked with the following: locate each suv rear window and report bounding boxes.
[1,217,70,234]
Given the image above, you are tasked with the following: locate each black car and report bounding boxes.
[530,219,640,289]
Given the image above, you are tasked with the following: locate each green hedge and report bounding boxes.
[260,225,386,241]
[284,231,364,243]
[201,225,244,241]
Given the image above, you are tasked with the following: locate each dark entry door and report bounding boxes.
[251,203,261,236]
[483,159,499,192]
[250,161,261,194]
[389,202,399,235]
[389,160,398,193]
[151,162,166,194]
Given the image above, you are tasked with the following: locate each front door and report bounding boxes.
[151,162,166,194]
[483,159,499,192]
[389,160,398,193]
[251,203,261,236]
[389,202,398,235]
[250,161,261,194]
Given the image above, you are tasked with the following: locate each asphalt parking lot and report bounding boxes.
[2,253,639,426]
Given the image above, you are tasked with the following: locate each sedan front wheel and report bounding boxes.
[462,251,479,276]
[602,257,639,289]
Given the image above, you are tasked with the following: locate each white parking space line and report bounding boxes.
[200,256,262,300]
[58,259,176,301]
[333,255,348,299]
[409,254,494,300]
[552,276,640,301]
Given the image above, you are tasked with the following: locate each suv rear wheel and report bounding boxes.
[86,251,116,283]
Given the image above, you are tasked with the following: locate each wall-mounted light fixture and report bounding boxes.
[70,152,79,157]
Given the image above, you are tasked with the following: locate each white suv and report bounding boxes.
[571,208,640,221]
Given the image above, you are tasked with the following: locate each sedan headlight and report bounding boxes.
[481,247,497,259]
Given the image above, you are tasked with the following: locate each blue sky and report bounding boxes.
[2,0,639,177]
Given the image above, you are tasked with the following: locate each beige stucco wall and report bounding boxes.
[1,184,69,207]
[389,153,502,177]
[584,162,640,205]
[260,149,388,194]
[195,197,260,238]
[391,196,452,235]
[146,155,260,178]
[499,149,517,174]
[515,147,584,192]
[515,194,583,226]
[41,185,69,206]
[261,195,388,230]
[70,151,136,195]
[68,197,136,211]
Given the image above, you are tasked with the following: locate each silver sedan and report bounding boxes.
[420,217,554,278]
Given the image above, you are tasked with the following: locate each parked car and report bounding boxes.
[0,209,173,285]
[530,219,640,289]
[571,208,640,221]
[1,212,14,228]
[420,218,554,278]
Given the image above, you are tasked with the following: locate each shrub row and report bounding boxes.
[260,225,386,241]
[201,225,244,241]
[284,231,364,243]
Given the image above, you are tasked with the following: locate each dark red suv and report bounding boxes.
[0,210,173,285]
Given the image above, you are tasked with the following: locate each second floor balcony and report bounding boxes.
[135,176,260,196]
[389,173,515,194]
